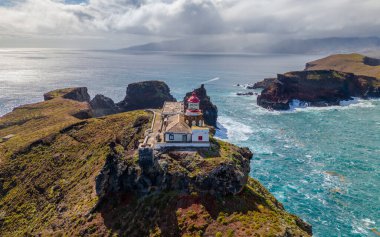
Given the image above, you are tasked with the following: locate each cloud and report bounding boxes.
[1,0,380,47]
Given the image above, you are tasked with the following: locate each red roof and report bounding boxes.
[188,91,200,103]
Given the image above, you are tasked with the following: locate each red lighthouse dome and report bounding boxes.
[186,91,201,114]
[188,92,200,103]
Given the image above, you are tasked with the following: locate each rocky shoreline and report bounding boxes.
[255,54,380,110]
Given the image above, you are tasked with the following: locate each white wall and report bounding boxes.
[164,133,191,142]
[191,129,209,142]
[155,142,210,149]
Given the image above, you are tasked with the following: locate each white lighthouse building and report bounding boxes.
[158,90,210,148]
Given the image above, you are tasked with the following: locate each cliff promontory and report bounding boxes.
[256,54,380,110]
[0,87,311,236]
[89,80,176,117]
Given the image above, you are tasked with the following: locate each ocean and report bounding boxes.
[0,49,379,236]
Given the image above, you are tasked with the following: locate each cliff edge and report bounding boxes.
[256,54,380,110]
[0,88,311,236]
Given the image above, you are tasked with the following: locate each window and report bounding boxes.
[198,136,203,141]
[182,135,187,142]
[169,134,174,140]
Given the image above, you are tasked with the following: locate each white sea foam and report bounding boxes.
[215,116,253,142]
[351,218,378,236]
[352,219,370,235]
[287,98,375,113]
[362,218,376,227]
[202,77,220,84]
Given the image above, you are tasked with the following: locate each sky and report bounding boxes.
[1,0,380,49]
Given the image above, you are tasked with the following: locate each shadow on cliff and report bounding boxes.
[96,184,281,236]
[98,192,182,237]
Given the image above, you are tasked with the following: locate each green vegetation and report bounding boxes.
[0,91,311,236]
[0,97,91,161]
[0,96,150,236]
[88,177,310,237]
[44,88,79,100]
[306,53,380,80]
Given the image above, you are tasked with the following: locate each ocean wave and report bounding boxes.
[215,116,253,142]
[289,98,375,112]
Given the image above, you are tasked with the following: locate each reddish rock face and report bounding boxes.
[257,70,380,110]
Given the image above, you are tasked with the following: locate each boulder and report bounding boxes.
[237,92,255,96]
[90,94,118,117]
[117,81,176,111]
[184,84,218,127]
[44,87,90,102]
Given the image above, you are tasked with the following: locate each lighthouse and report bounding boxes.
[158,89,210,148]
[185,91,204,127]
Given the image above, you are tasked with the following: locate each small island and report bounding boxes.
[255,53,380,110]
[0,81,311,236]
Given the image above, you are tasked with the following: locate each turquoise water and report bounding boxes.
[0,49,379,236]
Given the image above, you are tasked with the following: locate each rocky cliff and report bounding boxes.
[117,80,176,111]
[0,87,311,237]
[257,70,380,110]
[44,87,91,102]
[255,53,380,110]
[96,140,252,199]
[248,78,276,90]
[45,81,177,117]
[89,94,118,117]
[184,84,218,127]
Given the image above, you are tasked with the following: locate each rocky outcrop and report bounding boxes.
[184,84,218,127]
[363,56,380,66]
[90,94,118,117]
[117,80,176,111]
[96,141,253,199]
[44,87,90,102]
[43,81,177,117]
[247,78,276,89]
[257,70,380,110]
[237,92,255,96]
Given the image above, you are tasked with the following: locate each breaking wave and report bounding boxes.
[215,116,253,142]
[287,98,375,112]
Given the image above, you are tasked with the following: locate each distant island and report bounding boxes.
[0,82,311,236]
[254,53,380,110]
[124,37,380,54]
